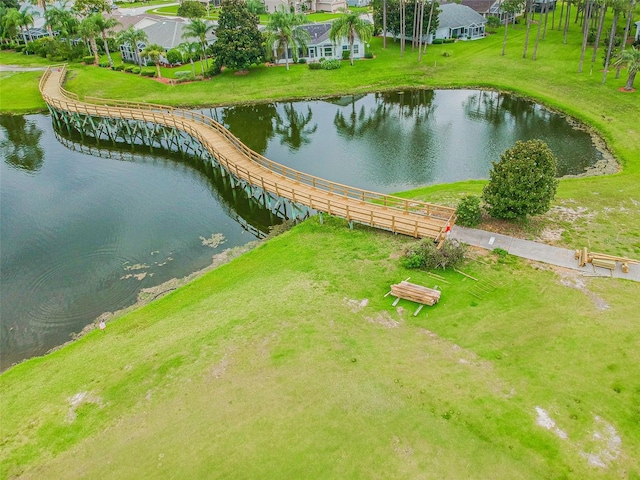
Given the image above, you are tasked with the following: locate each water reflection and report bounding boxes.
[0,115,45,173]
[274,103,318,151]
[207,103,278,155]
[211,90,603,191]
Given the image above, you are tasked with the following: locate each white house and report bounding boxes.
[271,22,366,64]
[263,0,347,13]
[635,20,640,42]
[432,3,486,42]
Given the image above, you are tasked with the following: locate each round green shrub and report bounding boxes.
[166,49,182,65]
[321,59,341,70]
[455,195,482,227]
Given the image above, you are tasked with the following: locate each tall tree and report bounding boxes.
[1,8,21,43]
[578,0,594,72]
[590,0,606,64]
[44,5,78,46]
[615,0,635,79]
[501,0,523,55]
[613,45,640,90]
[522,0,533,57]
[91,13,119,67]
[117,26,148,72]
[78,14,101,64]
[177,40,202,77]
[602,0,625,83]
[29,0,53,34]
[532,0,546,59]
[383,0,387,47]
[264,6,309,70]
[141,43,166,78]
[422,0,438,55]
[329,11,373,66]
[17,6,38,43]
[210,0,263,73]
[181,18,214,68]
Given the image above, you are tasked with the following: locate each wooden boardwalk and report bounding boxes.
[40,65,456,243]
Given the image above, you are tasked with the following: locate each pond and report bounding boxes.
[0,89,607,369]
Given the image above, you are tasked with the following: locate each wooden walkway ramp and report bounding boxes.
[40,65,456,243]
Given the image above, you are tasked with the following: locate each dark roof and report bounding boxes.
[299,23,333,44]
[441,0,493,14]
[438,3,487,29]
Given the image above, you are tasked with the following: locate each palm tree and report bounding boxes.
[264,6,309,71]
[613,46,640,91]
[118,26,148,73]
[141,43,166,78]
[602,0,625,84]
[78,15,101,64]
[329,11,373,66]
[29,0,53,35]
[177,41,202,78]
[1,8,21,44]
[44,5,78,47]
[91,13,120,67]
[181,18,214,69]
[17,6,38,43]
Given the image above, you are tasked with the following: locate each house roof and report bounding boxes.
[299,23,333,44]
[438,3,487,29]
[106,14,215,50]
[442,0,494,15]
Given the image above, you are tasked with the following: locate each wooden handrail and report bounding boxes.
[40,66,457,241]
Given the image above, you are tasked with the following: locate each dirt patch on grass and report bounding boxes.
[366,312,400,329]
[556,271,609,310]
[579,416,622,469]
[66,391,103,423]
[344,298,369,313]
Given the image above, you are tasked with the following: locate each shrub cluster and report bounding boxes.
[140,69,156,77]
[364,51,374,59]
[82,55,96,64]
[402,239,467,270]
[455,195,482,227]
[308,62,322,70]
[432,38,444,44]
[342,50,351,60]
[321,59,341,70]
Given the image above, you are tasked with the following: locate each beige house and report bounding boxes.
[263,0,347,13]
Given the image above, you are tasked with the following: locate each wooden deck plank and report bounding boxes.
[40,66,457,242]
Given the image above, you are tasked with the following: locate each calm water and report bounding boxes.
[207,89,602,191]
[0,90,604,369]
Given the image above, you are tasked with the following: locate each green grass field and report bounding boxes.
[1,16,640,479]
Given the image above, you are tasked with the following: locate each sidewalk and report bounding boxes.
[451,225,640,282]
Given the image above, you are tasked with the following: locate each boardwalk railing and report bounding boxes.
[40,65,457,242]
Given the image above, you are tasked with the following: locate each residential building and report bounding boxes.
[270,22,366,64]
[263,0,347,13]
[432,3,487,42]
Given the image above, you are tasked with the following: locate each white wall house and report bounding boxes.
[263,0,347,13]
[432,3,486,42]
[636,20,640,42]
[271,23,366,64]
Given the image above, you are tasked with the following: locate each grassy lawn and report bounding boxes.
[2,16,640,479]
[1,218,639,479]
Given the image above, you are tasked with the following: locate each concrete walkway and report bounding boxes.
[451,225,640,282]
